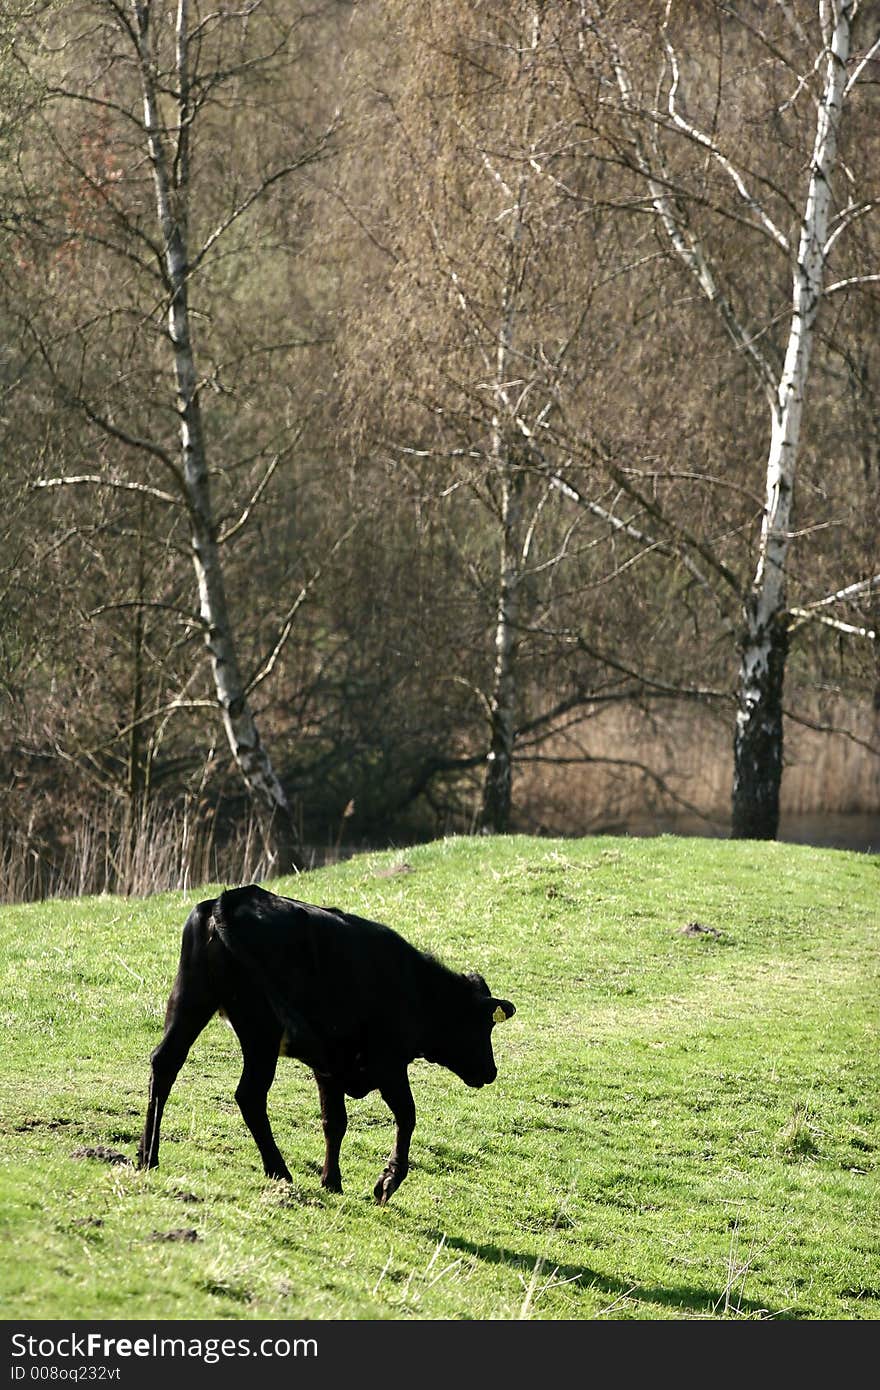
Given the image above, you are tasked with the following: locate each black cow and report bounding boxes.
[137,884,515,1203]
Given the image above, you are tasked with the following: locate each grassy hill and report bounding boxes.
[1,834,877,1320]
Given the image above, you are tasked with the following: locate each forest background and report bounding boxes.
[1,0,878,904]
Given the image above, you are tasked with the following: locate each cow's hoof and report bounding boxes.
[266,1166,293,1182]
[321,1175,343,1194]
[373,1168,400,1205]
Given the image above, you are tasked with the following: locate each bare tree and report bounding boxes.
[337,1,677,833]
[571,0,880,837]
[13,0,340,870]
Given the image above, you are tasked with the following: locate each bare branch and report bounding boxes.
[42,84,149,138]
[788,610,876,639]
[31,475,179,505]
[782,703,880,756]
[25,328,186,489]
[515,681,728,751]
[807,573,880,609]
[623,466,762,504]
[534,411,745,606]
[87,599,204,626]
[824,198,880,255]
[661,14,790,252]
[217,453,281,545]
[528,623,732,707]
[824,274,880,296]
[845,31,880,95]
[27,105,166,276]
[582,1,780,405]
[717,2,822,115]
[789,573,880,638]
[76,397,185,490]
[516,746,725,828]
[191,141,337,274]
[218,412,316,544]
[76,696,219,756]
[244,522,360,697]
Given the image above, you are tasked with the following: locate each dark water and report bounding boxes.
[615,812,879,854]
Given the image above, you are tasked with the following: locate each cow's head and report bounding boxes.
[429,971,516,1088]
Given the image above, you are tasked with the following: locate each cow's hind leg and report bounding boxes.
[315,1077,348,1193]
[138,990,215,1171]
[225,1008,292,1181]
[374,1071,416,1205]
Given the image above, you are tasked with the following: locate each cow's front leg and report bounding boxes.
[374,1071,415,1205]
[315,1076,348,1193]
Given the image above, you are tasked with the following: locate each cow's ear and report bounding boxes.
[490,998,515,1024]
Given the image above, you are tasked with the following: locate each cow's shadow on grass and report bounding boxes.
[422,1229,797,1320]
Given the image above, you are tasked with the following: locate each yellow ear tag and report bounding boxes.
[493,1005,507,1024]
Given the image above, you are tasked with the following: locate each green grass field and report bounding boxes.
[1,834,877,1320]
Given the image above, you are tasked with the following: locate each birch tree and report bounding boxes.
[14,0,338,871]
[573,0,880,838]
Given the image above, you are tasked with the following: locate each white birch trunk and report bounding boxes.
[132,0,297,868]
[594,0,857,839]
[732,1,854,838]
